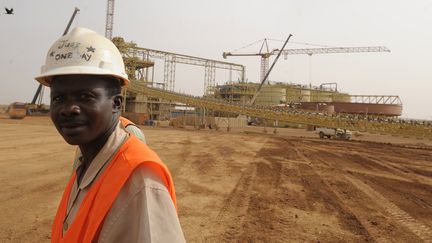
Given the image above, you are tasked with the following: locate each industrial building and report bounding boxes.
[213,81,403,116]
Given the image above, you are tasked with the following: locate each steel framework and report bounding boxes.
[204,61,217,95]
[350,95,402,105]
[113,38,246,93]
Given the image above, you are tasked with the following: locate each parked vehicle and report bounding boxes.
[8,102,27,119]
[316,127,352,140]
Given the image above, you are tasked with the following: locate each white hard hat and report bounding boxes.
[35,27,129,86]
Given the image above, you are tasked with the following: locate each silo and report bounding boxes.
[300,89,311,102]
[255,85,286,105]
[285,86,302,103]
[310,90,332,102]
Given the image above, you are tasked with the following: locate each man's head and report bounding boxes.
[49,75,122,145]
[35,27,129,145]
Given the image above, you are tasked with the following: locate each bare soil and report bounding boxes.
[0,115,431,242]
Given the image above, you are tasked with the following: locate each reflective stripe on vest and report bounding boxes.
[51,135,176,243]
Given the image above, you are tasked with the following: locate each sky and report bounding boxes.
[0,0,431,119]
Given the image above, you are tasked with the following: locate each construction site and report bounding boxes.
[1,2,432,243]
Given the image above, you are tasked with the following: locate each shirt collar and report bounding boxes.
[76,121,128,189]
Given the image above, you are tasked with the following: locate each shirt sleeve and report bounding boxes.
[98,166,185,243]
[125,125,147,144]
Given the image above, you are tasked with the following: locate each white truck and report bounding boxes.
[316,127,352,140]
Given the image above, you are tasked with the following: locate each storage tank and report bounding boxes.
[300,89,311,102]
[310,90,332,102]
[285,86,301,103]
[255,85,286,105]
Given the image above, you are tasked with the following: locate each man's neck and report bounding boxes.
[79,120,118,171]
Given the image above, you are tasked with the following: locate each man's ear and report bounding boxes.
[112,95,123,113]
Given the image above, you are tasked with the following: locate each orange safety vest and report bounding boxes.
[119,116,135,128]
[51,135,177,243]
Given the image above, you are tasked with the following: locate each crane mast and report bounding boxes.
[250,35,293,105]
[105,0,115,39]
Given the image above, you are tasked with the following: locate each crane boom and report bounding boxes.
[276,46,390,55]
[223,40,391,84]
[223,46,390,57]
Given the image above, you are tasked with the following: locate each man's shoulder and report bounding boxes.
[128,166,168,193]
[117,136,168,189]
[120,135,160,164]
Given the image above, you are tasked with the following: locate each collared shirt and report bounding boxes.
[71,122,146,171]
[63,121,185,242]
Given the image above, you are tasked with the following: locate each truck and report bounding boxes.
[316,127,352,140]
[7,102,27,119]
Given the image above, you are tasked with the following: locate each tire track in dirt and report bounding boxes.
[235,160,286,242]
[208,163,258,241]
[292,146,374,241]
[205,138,290,242]
[294,140,430,242]
[346,151,432,185]
[202,137,270,242]
[302,153,422,241]
[345,176,432,242]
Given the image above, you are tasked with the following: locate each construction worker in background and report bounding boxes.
[35,27,185,242]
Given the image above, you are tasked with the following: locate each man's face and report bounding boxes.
[50,75,119,145]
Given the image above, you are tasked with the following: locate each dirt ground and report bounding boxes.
[0,115,431,242]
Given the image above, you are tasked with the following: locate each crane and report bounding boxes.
[223,38,391,84]
[250,35,293,105]
[105,0,115,39]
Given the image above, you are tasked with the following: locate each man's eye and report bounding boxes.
[79,93,92,99]
[52,96,63,103]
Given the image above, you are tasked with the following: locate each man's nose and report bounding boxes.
[61,102,80,116]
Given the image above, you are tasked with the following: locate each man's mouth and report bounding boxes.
[59,122,87,135]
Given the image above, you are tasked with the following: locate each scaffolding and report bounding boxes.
[113,37,245,93]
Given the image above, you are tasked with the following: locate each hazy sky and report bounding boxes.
[0,0,431,119]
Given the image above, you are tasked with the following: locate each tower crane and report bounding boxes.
[105,0,115,39]
[223,38,391,84]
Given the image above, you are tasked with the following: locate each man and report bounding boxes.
[35,27,185,242]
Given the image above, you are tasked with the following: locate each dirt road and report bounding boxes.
[0,116,431,242]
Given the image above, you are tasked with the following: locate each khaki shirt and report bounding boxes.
[72,122,146,171]
[63,122,185,242]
